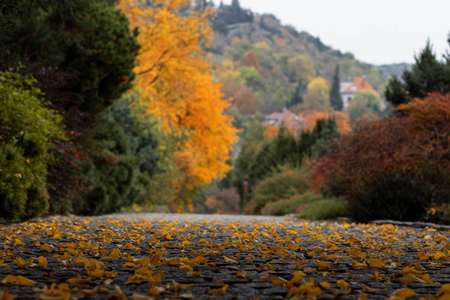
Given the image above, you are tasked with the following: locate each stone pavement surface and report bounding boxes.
[0,213,449,299]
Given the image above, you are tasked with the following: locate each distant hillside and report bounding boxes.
[204,1,389,119]
[374,63,413,79]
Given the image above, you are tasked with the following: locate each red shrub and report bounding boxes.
[312,93,450,222]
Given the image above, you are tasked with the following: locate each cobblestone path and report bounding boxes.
[0,213,449,299]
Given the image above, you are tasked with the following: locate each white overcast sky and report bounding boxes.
[221,0,449,65]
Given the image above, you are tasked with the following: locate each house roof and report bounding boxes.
[264,108,302,132]
[340,82,353,94]
[341,77,377,94]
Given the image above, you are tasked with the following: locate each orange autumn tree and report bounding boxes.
[117,0,238,198]
[301,111,350,135]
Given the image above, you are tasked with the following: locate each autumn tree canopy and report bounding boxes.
[117,0,238,189]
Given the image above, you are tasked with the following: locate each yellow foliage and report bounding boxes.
[117,0,238,190]
[305,77,330,106]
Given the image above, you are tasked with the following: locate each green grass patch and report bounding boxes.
[261,192,322,216]
[297,198,348,220]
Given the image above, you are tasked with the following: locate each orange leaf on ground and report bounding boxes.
[337,279,351,291]
[272,277,287,286]
[207,285,229,295]
[78,287,98,296]
[0,288,15,300]
[1,275,35,285]
[68,278,91,285]
[398,274,427,284]
[36,256,48,268]
[391,288,417,298]
[223,256,238,264]
[315,261,331,270]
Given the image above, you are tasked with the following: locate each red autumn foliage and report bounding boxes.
[312,93,450,221]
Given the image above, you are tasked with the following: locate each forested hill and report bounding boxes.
[202,0,390,119]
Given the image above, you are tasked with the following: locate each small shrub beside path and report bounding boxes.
[0,213,449,299]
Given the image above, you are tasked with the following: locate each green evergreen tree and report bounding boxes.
[309,118,340,157]
[384,77,409,106]
[288,84,304,107]
[385,40,450,106]
[329,65,343,110]
[80,96,160,215]
[231,0,241,11]
[249,126,299,181]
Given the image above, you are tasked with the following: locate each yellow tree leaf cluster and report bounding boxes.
[117,0,238,188]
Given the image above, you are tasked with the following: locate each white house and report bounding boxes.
[340,76,378,109]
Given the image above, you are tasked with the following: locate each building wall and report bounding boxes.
[342,93,353,109]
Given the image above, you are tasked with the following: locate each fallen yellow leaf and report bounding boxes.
[319,282,331,289]
[272,277,287,286]
[398,274,427,284]
[68,278,91,285]
[78,287,98,295]
[223,256,238,264]
[131,294,154,300]
[391,288,417,298]
[36,256,48,268]
[337,279,351,291]
[367,258,385,268]
[1,275,35,285]
[362,285,377,293]
[234,271,247,280]
[0,288,16,300]
[207,285,229,295]
[315,261,331,270]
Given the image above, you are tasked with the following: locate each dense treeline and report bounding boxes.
[228,39,449,224]
[0,0,161,220]
[0,0,238,221]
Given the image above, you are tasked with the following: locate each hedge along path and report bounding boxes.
[0,216,449,300]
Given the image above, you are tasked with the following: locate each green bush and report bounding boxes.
[261,192,323,216]
[298,198,348,220]
[0,71,63,221]
[251,166,309,214]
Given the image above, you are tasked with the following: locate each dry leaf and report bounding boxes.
[272,277,287,286]
[319,282,331,289]
[223,256,238,264]
[207,285,229,295]
[36,256,48,268]
[234,271,247,280]
[1,275,35,286]
[398,274,427,284]
[131,293,154,300]
[436,283,450,297]
[68,278,91,285]
[78,287,98,295]
[337,279,351,291]
[391,288,417,298]
[315,261,331,270]
[0,288,16,300]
